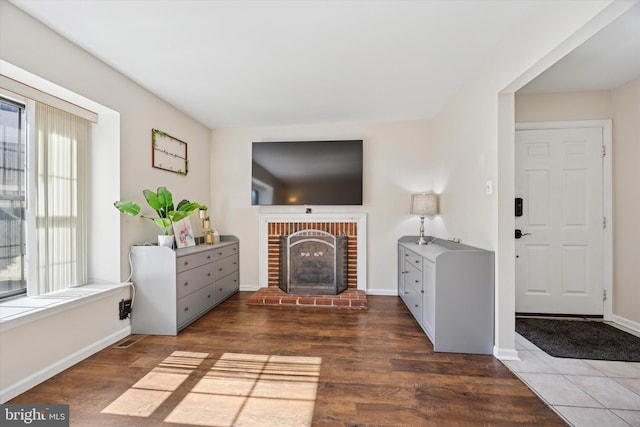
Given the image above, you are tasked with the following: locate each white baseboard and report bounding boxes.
[1,326,131,403]
[494,347,520,361]
[366,289,398,296]
[239,284,259,292]
[611,314,640,335]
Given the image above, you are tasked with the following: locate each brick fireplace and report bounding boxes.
[249,213,368,308]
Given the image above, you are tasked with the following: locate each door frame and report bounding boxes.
[515,120,612,320]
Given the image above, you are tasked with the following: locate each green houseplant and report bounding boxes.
[114,187,204,246]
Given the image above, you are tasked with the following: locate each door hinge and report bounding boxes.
[603,289,607,301]
[603,217,607,229]
[602,145,606,157]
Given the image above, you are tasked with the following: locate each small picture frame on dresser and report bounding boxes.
[173,218,196,248]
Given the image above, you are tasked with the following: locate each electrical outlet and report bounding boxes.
[119,299,132,320]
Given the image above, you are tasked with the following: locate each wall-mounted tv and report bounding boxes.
[252,140,363,206]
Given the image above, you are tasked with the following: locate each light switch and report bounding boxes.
[485,180,493,195]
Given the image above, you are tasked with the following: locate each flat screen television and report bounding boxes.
[252,140,363,206]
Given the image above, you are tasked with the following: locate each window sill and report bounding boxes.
[0,283,131,332]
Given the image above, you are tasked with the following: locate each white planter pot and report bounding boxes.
[158,235,174,248]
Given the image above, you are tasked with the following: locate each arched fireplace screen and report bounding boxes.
[279,229,348,295]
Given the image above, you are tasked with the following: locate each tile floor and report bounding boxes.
[504,332,640,427]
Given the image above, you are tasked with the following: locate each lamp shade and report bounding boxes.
[411,193,439,216]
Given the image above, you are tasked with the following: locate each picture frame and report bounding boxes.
[152,128,189,175]
[173,218,196,248]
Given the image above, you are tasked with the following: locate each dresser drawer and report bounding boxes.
[177,284,214,327]
[214,254,239,281]
[402,279,422,321]
[213,243,238,261]
[404,249,423,271]
[404,262,423,294]
[176,263,214,299]
[176,250,214,273]
[215,271,239,304]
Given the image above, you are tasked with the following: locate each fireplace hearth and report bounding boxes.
[279,230,348,295]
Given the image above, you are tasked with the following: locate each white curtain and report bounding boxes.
[35,102,88,293]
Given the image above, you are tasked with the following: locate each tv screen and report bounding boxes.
[252,140,363,206]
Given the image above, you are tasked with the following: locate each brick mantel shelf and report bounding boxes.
[258,213,367,292]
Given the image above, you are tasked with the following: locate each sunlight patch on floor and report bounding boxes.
[166,353,321,427]
[100,351,321,426]
[101,351,207,417]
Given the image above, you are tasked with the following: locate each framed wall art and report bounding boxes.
[152,128,188,175]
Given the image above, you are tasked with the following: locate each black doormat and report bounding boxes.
[515,318,640,362]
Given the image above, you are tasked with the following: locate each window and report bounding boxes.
[0,97,27,299]
[0,96,90,300]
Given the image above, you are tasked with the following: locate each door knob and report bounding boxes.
[515,229,532,239]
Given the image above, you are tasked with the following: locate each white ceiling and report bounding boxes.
[9,1,640,128]
[520,1,640,93]
[9,0,538,128]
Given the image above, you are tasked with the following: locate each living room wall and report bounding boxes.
[210,119,433,295]
[611,78,640,328]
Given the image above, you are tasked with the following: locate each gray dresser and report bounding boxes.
[131,236,239,335]
[398,236,494,354]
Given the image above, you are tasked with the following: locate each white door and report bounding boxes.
[515,126,604,315]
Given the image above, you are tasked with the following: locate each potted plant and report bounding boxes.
[114,187,204,247]
[199,205,208,219]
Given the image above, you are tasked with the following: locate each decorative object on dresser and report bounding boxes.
[410,193,439,245]
[114,186,205,247]
[199,205,208,219]
[202,216,215,245]
[130,236,239,335]
[398,236,494,354]
[173,218,196,248]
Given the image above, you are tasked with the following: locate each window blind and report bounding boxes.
[35,102,88,293]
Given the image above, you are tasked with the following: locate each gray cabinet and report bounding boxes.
[398,236,494,354]
[131,236,239,335]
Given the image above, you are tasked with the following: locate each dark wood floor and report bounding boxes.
[10,292,566,426]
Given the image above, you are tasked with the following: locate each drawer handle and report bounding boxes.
[218,252,223,255]
[184,261,189,266]
[219,287,223,291]
[405,253,409,257]
[184,282,189,287]
[415,260,420,264]
[184,307,189,312]
[208,294,211,298]
[207,255,211,259]
[421,290,424,293]
[404,291,409,295]
[207,273,211,277]
[233,261,237,265]
[415,280,419,283]
[233,279,237,283]
[415,304,419,308]
[218,268,223,271]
